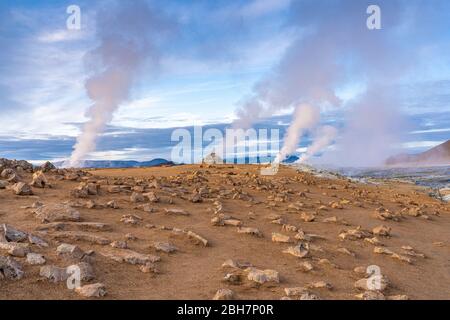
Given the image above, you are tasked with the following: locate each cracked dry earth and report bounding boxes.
[1,164,450,300]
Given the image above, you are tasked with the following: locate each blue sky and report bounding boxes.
[0,0,449,164]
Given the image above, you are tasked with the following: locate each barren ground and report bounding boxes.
[1,164,449,300]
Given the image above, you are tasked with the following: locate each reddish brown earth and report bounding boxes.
[0,164,449,300]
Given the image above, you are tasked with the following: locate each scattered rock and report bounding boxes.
[372,225,391,237]
[1,224,28,242]
[26,253,46,265]
[0,255,24,280]
[30,171,48,188]
[187,231,209,246]
[57,243,85,260]
[246,268,280,284]
[271,233,291,243]
[130,192,145,203]
[164,208,190,216]
[0,242,30,257]
[213,288,234,300]
[110,241,128,249]
[75,283,107,298]
[40,265,69,282]
[237,227,262,237]
[282,242,309,258]
[33,204,81,223]
[12,182,33,196]
[120,214,142,225]
[152,241,178,253]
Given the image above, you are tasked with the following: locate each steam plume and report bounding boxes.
[274,104,319,163]
[232,0,410,165]
[298,125,338,163]
[66,1,169,167]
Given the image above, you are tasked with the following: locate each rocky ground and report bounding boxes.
[0,159,449,300]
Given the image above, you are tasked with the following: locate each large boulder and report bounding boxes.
[0,255,24,280]
[40,161,56,172]
[12,182,33,195]
[33,204,81,223]
[1,168,19,183]
[1,224,28,242]
[30,171,49,188]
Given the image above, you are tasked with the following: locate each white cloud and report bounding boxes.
[37,29,86,43]
[401,140,445,149]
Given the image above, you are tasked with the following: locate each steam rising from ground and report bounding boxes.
[298,125,338,163]
[232,0,414,166]
[274,104,319,163]
[66,1,169,167]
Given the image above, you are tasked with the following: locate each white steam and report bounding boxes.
[298,125,338,163]
[66,1,169,167]
[274,104,319,163]
[232,0,414,166]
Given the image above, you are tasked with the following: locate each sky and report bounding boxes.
[0,0,449,164]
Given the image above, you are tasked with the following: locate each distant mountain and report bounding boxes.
[386,140,450,166]
[55,158,175,169]
[282,155,299,163]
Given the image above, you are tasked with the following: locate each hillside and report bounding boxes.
[386,140,450,167]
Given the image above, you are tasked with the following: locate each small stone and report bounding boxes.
[130,192,145,203]
[355,291,386,300]
[213,288,234,300]
[57,243,85,260]
[354,276,389,292]
[152,241,178,253]
[364,237,383,246]
[28,234,49,247]
[164,208,190,216]
[337,247,356,257]
[300,212,315,222]
[298,261,314,272]
[0,242,30,257]
[144,192,159,203]
[0,255,24,280]
[353,266,367,274]
[247,268,279,284]
[282,242,309,258]
[26,253,46,265]
[223,272,242,285]
[75,283,107,298]
[110,241,128,249]
[372,225,391,237]
[387,294,409,300]
[299,292,321,300]
[1,224,28,242]
[284,287,307,296]
[237,227,262,237]
[40,265,68,282]
[120,214,142,225]
[373,246,393,255]
[271,233,291,243]
[307,281,332,290]
[139,262,159,273]
[187,231,208,246]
